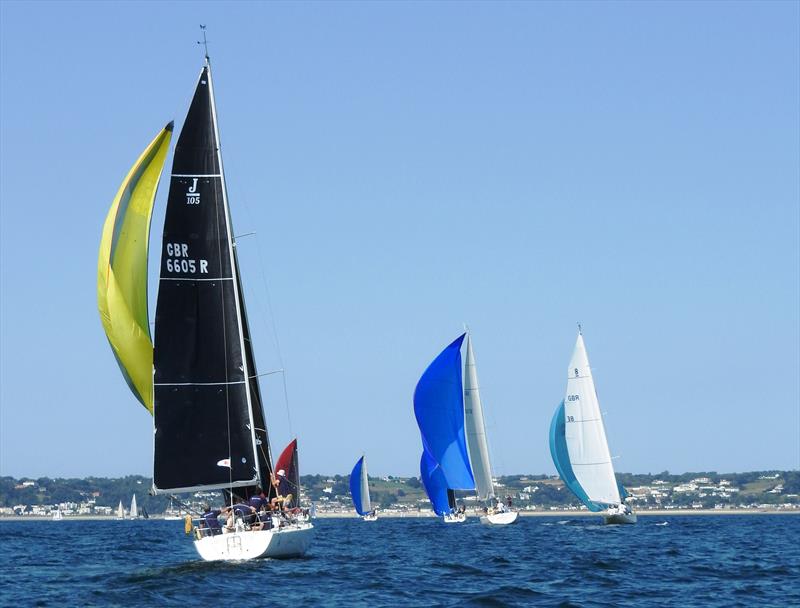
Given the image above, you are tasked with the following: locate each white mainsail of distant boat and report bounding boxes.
[130,494,138,519]
[549,328,636,524]
[52,508,63,521]
[350,455,377,521]
[116,501,125,520]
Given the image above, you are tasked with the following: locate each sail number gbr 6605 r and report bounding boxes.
[165,242,209,274]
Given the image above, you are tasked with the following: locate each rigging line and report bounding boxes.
[227,174,294,438]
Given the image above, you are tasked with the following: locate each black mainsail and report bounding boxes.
[153,64,273,495]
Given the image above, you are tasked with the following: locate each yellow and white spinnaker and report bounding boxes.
[97,123,172,414]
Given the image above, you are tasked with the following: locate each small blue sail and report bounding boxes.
[420,451,453,516]
[413,334,475,490]
[618,482,629,501]
[549,400,604,512]
[349,456,367,516]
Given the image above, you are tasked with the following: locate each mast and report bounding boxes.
[463,333,495,501]
[152,63,267,495]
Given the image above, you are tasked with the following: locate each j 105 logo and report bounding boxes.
[186,178,200,205]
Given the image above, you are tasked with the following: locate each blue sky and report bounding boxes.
[1,1,798,479]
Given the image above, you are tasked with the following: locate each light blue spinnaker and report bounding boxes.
[413,334,475,490]
[549,400,604,512]
[420,451,453,516]
[349,456,370,516]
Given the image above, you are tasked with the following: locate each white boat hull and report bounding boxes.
[362,514,378,522]
[443,513,466,523]
[193,522,314,561]
[480,511,518,525]
[603,512,637,525]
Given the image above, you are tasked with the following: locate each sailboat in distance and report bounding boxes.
[414,331,516,524]
[350,456,378,521]
[129,494,138,519]
[98,46,313,560]
[116,501,124,520]
[550,328,636,524]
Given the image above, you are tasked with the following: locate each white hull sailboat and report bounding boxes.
[193,521,314,561]
[116,501,125,520]
[549,328,636,525]
[129,494,138,519]
[443,512,467,524]
[52,508,63,521]
[603,508,637,525]
[415,332,516,524]
[480,510,518,525]
[97,39,313,561]
[463,333,518,526]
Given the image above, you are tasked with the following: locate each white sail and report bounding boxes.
[117,500,124,519]
[360,456,372,513]
[130,494,138,519]
[463,333,495,501]
[564,331,621,506]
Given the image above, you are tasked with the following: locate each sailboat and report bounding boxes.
[414,331,517,524]
[51,507,63,521]
[549,328,636,525]
[350,456,377,521]
[130,494,139,519]
[164,498,182,520]
[116,501,125,520]
[97,48,313,560]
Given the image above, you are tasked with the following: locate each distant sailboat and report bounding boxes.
[164,499,182,520]
[116,501,125,520]
[414,332,517,524]
[97,47,313,560]
[414,334,473,522]
[549,328,636,524]
[350,456,377,521]
[463,334,518,525]
[52,508,63,521]
[130,494,139,519]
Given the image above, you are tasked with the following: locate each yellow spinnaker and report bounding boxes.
[98,123,173,414]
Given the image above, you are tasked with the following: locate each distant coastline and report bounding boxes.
[3,508,799,522]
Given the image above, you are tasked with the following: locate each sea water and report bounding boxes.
[1,515,798,606]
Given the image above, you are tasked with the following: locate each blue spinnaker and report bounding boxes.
[618,482,629,501]
[420,451,453,516]
[413,334,475,490]
[350,456,367,516]
[549,400,604,512]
